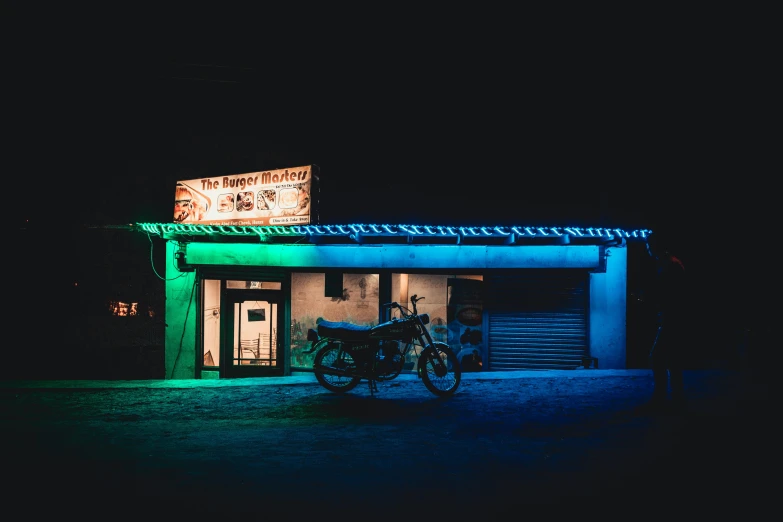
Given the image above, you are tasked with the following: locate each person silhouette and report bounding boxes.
[644,231,688,411]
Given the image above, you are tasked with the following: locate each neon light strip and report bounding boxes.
[137,223,652,240]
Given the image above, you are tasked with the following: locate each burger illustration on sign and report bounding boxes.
[259,190,276,210]
[278,188,299,209]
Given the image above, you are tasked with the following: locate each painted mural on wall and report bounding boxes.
[447,279,485,372]
[289,273,453,372]
[290,273,381,369]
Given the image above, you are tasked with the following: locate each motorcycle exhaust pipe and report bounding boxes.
[315,366,357,378]
[292,367,352,376]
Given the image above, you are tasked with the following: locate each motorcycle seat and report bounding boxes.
[317,320,372,341]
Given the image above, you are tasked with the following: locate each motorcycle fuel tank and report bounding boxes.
[369,318,418,341]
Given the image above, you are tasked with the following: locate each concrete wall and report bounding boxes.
[164,241,199,379]
[183,243,601,269]
[589,246,627,369]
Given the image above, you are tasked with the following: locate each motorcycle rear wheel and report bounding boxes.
[419,342,461,397]
[313,341,361,393]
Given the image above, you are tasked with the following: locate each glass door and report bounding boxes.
[222,289,283,377]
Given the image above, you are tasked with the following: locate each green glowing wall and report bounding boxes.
[164,241,199,379]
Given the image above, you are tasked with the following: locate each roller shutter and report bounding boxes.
[487,271,588,370]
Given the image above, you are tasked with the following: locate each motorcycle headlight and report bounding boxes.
[420,313,430,325]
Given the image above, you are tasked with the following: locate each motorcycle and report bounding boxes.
[307,295,461,397]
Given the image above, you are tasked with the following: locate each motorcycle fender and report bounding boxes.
[416,355,425,379]
[306,328,319,342]
[416,345,438,378]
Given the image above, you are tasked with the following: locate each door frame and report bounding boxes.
[220,288,284,377]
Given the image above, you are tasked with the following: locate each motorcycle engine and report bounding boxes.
[376,341,403,375]
[382,340,401,359]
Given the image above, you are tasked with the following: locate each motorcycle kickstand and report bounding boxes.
[368,379,379,396]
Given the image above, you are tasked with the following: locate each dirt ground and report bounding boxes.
[1,369,773,519]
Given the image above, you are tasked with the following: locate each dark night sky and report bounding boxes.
[7,11,774,327]
[7,13,770,234]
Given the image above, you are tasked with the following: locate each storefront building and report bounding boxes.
[141,165,649,380]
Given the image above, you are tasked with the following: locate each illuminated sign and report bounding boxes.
[173,165,316,226]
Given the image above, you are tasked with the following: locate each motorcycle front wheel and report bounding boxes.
[313,341,361,393]
[419,342,461,397]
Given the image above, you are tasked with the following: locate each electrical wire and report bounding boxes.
[170,277,197,379]
[147,232,186,281]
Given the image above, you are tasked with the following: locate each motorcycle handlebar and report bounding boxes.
[383,296,425,306]
[383,295,425,313]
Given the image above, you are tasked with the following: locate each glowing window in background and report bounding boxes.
[109,301,138,317]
